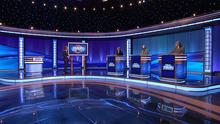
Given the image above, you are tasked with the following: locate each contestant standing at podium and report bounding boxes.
[116,47,123,56]
[141,44,149,56]
[171,41,185,55]
[63,46,69,74]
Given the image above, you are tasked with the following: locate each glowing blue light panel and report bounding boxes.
[204,27,212,73]
[126,39,131,68]
[82,40,86,68]
[19,37,24,69]
[53,39,57,68]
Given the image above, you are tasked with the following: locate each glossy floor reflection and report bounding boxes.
[0,81,220,124]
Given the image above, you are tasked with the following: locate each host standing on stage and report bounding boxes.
[116,47,123,56]
[63,46,69,74]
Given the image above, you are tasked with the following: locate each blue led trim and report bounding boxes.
[1,76,220,92]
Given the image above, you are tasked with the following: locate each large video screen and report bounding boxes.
[68,42,88,56]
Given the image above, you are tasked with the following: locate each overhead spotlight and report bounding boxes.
[0,22,2,26]
[129,3,133,6]
[103,8,106,11]
[64,6,67,10]
[55,29,59,32]
[74,7,77,11]
[54,5,57,9]
[111,6,114,9]
[77,30,80,33]
[83,8,86,11]
[31,1,35,4]
[97,31,100,33]
[143,0,146,3]
[102,0,108,2]
[116,29,119,32]
[136,26,140,28]
[193,13,196,16]
[138,1,142,4]
[43,3,46,6]
[93,8,96,11]
[30,26,34,30]
[161,21,164,24]
[120,5,124,8]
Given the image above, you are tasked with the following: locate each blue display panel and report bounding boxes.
[141,57,151,75]
[107,56,116,72]
[150,55,160,76]
[0,35,18,70]
[25,38,53,68]
[130,56,141,74]
[107,56,126,74]
[68,42,88,56]
[115,57,126,74]
[161,55,175,78]
[133,29,204,73]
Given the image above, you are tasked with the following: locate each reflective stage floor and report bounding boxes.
[0,69,220,123]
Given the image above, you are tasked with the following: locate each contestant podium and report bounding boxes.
[129,56,151,78]
[24,56,44,76]
[159,55,187,83]
[107,55,126,76]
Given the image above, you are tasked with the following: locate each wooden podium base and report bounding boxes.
[70,56,74,72]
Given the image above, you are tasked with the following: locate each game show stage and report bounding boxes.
[1,11,220,123]
[0,11,220,92]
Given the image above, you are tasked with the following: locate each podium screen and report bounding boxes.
[161,55,175,78]
[68,42,88,56]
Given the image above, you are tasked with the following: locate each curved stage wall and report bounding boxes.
[0,11,220,73]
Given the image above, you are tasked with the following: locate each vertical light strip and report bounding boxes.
[204,27,212,73]
[126,39,131,68]
[53,39,57,68]
[19,37,24,69]
[82,40,86,68]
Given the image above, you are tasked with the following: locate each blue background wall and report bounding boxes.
[25,37,53,68]
[57,38,126,68]
[132,29,205,72]
[0,29,209,71]
[213,25,220,72]
[0,35,18,70]
[86,39,126,67]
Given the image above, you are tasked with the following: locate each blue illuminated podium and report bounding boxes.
[129,56,151,78]
[107,55,126,76]
[25,56,44,77]
[159,55,187,83]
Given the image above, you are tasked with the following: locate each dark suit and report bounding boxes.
[63,51,69,73]
[116,50,123,56]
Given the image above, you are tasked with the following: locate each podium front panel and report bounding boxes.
[130,56,141,75]
[161,55,175,78]
[107,56,116,72]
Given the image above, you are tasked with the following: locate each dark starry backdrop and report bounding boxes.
[0,0,219,32]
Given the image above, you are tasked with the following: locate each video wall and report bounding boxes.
[132,29,205,73]
[0,35,18,70]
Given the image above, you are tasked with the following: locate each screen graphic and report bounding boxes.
[161,55,175,78]
[68,42,88,56]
